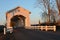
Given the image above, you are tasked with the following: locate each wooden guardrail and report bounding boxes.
[30,26,56,31]
[4,27,13,35]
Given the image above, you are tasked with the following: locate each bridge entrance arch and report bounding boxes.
[6,7,31,29]
[10,15,25,28]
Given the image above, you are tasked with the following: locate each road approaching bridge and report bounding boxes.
[0,27,60,40]
[13,27,60,40]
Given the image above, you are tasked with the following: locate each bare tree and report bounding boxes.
[35,0,49,11]
[56,0,60,15]
[35,0,57,23]
[50,9,56,23]
[42,11,49,23]
[35,0,50,23]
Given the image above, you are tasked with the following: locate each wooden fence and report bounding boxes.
[29,26,56,31]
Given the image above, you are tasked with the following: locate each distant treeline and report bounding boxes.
[31,23,56,26]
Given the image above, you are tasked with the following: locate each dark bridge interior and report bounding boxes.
[10,15,25,28]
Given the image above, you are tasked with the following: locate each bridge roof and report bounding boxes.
[6,6,31,14]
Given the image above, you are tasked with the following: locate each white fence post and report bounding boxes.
[41,26,43,31]
[46,26,47,31]
[4,27,6,35]
[54,26,56,32]
[10,27,13,33]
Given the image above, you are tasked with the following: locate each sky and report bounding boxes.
[0,0,59,25]
[0,0,43,25]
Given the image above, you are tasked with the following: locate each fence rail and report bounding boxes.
[29,26,56,31]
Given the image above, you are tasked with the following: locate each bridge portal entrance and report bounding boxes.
[10,15,25,28]
[6,7,31,29]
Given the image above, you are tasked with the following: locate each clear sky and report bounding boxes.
[0,0,58,25]
[0,0,43,25]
